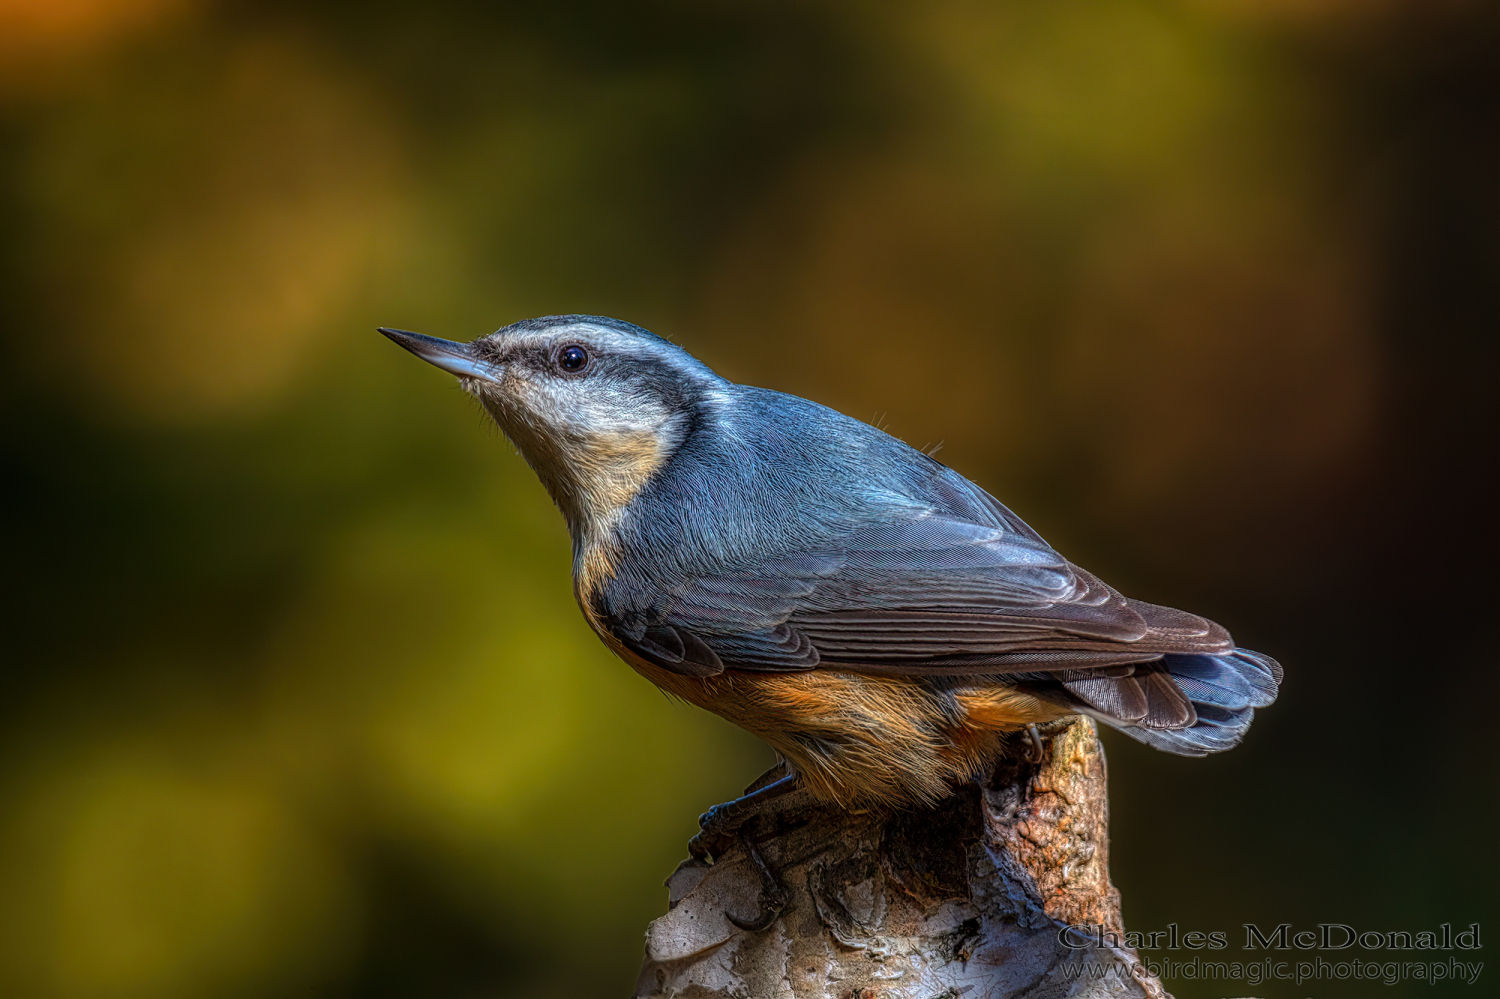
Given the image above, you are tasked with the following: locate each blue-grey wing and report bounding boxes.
[597,512,1228,676]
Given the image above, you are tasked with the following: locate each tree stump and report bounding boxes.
[635,717,1168,999]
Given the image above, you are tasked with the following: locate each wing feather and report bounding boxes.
[599,512,1230,678]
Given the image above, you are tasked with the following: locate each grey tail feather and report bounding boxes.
[1089,649,1281,757]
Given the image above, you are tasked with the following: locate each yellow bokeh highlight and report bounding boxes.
[0,734,351,999]
[22,32,414,421]
[0,0,190,64]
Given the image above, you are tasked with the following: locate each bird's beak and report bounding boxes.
[378,328,498,382]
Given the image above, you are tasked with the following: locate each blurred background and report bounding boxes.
[0,1,1494,997]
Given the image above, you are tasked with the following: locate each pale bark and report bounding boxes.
[636,717,1170,999]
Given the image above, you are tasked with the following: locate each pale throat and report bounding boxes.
[512,409,688,541]
[476,376,693,541]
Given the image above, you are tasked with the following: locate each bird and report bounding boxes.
[379,314,1280,837]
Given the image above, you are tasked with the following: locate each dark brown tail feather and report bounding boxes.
[1060,661,1195,729]
[1068,650,1282,757]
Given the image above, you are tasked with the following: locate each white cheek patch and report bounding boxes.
[559,381,664,436]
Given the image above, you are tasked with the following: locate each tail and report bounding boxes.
[1076,650,1282,756]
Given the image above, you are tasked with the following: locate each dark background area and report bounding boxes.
[0,2,1495,997]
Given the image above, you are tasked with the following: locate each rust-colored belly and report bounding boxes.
[592,619,1067,806]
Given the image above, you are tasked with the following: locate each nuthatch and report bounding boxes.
[380,314,1280,869]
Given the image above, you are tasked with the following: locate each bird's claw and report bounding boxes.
[1023,723,1045,763]
[687,827,729,864]
[687,823,787,931]
[684,765,799,929]
[688,766,800,864]
[727,895,785,932]
[688,802,736,862]
[697,801,728,831]
[724,828,788,932]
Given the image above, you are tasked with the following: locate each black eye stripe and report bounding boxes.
[557,345,589,372]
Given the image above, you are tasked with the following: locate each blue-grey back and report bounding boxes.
[604,383,1047,605]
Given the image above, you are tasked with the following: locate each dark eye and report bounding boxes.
[557,345,589,372]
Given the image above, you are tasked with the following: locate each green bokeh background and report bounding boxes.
[0,2,1495,997]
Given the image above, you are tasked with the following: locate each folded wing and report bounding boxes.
[602,513,1228,677]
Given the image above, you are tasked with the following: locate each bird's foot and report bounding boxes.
[687,762,799,864]
[684,762,800,932]
[1022,723,1045,763]
[686,813,733,865]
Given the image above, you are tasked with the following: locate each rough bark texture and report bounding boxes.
[636,717,1169,999]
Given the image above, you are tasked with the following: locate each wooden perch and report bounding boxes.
[635,717,1169,999]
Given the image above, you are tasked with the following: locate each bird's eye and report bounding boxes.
[557,345,589,373]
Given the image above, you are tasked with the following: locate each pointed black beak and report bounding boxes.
[378,328,498,381]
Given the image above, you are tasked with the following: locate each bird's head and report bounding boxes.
[381,315,725,537]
